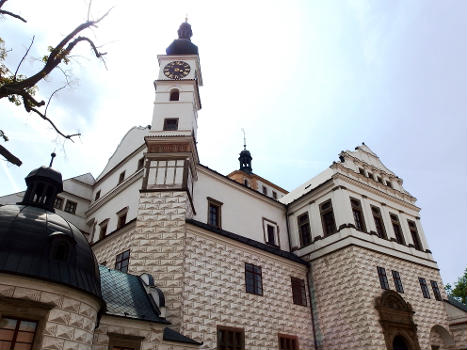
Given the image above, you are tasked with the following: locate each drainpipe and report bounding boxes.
[307,265,323,350]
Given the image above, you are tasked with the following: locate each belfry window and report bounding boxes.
[169,89,179,101]
[372,206,387,239]
[407,220,423,251]
[163,118,179,131]
[390,214,405,245]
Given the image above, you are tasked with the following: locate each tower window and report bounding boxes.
[115,250,130,273]
[320,200,337,236]
[419,277,430,298]
[291,277,307,306]
[0,318,38,350]
[350,198,366,231]
[245,263,263,295]
[297,213,312,247]
[372,206,387,239]
[163,118,179,131]
[207,197,222,228]
[430,280,442,301]
[64,200,77,214]
[392,270,404,293]
[377,266,390,290]
[53,196,64,210]
[407,220,423,251]
[169,89,180,101]
[95,190,101,201]
[390,214,405,245]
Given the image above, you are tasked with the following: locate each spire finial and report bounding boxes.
[49,152,56,167]
[185,14,188,23]
[242,128,246,150]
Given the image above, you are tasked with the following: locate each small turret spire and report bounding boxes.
[49,152,56,167]
[238,129,252,174]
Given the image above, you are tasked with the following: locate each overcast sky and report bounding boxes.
[1,0,465,286]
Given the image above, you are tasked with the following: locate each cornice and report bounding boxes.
[86,170,144,217]
[339,153,398,180]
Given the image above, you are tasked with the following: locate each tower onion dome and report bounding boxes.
[239,148,253,174]
[166,20,199,55]
[0,157,103,300]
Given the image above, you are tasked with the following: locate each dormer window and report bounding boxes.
[169,89,180,101]
[163,118,179,131]
[244,179,249,187]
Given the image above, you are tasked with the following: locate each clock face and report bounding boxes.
[163,61,191,79]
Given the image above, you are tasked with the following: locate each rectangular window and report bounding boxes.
[115,250,130,273]
[377,266,390,290]
[267,224,276,246]
[53,196,64,210]
[245,263,263,295]
[272,191,278,199]
[118,171,125,184]
[207,197,222,228]
[99,220,108,240]
[137,157,144,170]
[430,280,442,301]
[351,198,366,231]
[407,220,423,251]
[95,190,101,201]
[278,334,299,350]
[217,326,244,350]
[297,213,312,247]
[262,185,267,195]
[117,212,127,230]
[64,200,77,214]
[371,206,387,239]
[291,277,307,306]
[392,270,404,293]
[320,200,337,236]
[390,214,405,245]
[419,277,430,298]
[163,118,179,131]
[0,317,38,350]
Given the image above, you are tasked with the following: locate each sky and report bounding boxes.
[0,0,465,286]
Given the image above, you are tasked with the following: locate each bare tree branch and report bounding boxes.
[44,85,66,115]
[29,105,81,141]
[14,35,34,79]
[0,144,22,166]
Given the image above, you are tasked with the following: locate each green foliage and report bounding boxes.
[445,267,467,305]
[0,37,37,107]
[42,46,70,65]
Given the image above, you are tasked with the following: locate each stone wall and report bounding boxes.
[450,323,467,349]
[0,273,100,350]
[309,245,451,349]
[179,227,315,350]
[92,226,134,268]
[129,191,189,329]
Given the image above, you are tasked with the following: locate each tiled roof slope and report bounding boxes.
[99,266,169,324]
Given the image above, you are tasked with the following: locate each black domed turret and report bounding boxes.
[166,20,199,55]
[0,155,103,300]
[18,153,63,212]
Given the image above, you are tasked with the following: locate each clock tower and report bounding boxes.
[142,20,203,210]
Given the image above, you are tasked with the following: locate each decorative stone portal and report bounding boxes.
[375,290,421,350]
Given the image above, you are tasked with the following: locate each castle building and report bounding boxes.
[0,21,466,350]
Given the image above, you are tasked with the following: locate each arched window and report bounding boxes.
[169,89,179,101]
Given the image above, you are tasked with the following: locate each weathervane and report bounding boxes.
[241,128,246,150]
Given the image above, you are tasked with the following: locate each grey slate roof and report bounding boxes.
[445,295,467,312]
[163,327,202,345]
[99,266,169,324]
